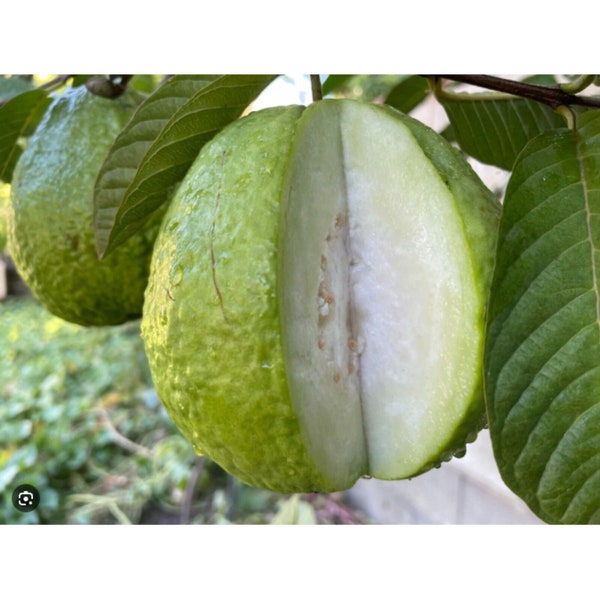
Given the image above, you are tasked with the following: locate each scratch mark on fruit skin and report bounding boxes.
[210,150,229,324]
[165,287,175,302]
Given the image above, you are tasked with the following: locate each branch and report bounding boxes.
[431,74,600,110]
[310,75,323,102]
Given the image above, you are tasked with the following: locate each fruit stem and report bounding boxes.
[310,75,323,102]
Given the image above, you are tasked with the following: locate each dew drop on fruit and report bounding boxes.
[453,447,467,459]
[465,430,478,444]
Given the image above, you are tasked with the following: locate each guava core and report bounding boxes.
[7,85,162,326]
[142,99,500,493]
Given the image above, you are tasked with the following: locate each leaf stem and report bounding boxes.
[560,75,595,95]
[431,74,600,110]
[555,105,578,129]
[310,75,323,102]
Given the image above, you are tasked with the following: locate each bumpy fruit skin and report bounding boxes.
[7,86,161,326]
[142,100,500,493]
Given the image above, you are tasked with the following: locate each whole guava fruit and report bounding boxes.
[7,85,162,326]
[141,99,501,493]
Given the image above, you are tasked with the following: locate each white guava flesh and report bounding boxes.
[280,101,482,487]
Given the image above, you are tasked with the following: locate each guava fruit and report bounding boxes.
[7,85,162,326]
[141,99,501,493]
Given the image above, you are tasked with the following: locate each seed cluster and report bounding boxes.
[317,211,364,384]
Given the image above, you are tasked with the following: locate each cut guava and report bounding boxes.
[281,100,485,484]
[142,99,500,492]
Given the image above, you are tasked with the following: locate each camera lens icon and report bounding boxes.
[18,491,34,506]
[12,484,40,513]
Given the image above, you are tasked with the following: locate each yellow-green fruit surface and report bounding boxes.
[142,99,501,493]
[7,85,161,326]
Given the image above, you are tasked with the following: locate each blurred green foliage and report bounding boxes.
[0,296,179,523]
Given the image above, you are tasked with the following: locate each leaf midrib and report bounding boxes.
[577,135,600,334]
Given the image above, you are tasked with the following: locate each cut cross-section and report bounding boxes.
[281,100,483,483]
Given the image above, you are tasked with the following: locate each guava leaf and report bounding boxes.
[524,75,559,87]
[485,110,600,523]
[438,88,565,171]
[93,75,218,256]
[94,74,278,258]
[0,89,51,183]
[322,75,354,96]
[0,75,34,101]
[384,75,430,114]
[71,75,94,87]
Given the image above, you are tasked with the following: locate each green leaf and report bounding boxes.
[437,88,566,170]
[93,75,218,256]
[485,110,600,523]
[71,75,94,87]
[0,89,51,183]
[129,75,163,94]
[0,75,34,101]
[94,74,278,258]
[384,75,430,114]
[322,75,354,96]
[523,75,559,87]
